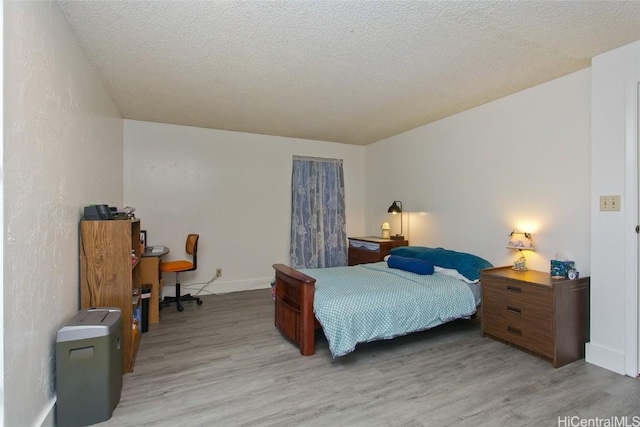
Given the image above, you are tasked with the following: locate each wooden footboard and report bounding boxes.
[272,264,318,355]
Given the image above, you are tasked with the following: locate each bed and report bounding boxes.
[272,246,493,357]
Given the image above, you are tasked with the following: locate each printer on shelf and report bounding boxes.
[83,204,113,220]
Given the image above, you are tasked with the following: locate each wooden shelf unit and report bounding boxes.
[79,218,143,373]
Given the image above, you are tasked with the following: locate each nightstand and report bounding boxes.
[481,266,590,368]
[347,236,408,266]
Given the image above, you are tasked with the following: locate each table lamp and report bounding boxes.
[506,231,534,271]
[387,201,404,240]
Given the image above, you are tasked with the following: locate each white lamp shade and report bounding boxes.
[506,232,535,251]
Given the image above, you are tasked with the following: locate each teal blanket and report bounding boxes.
[299,262,477,358]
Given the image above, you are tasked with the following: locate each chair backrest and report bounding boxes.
[185,234,199,270]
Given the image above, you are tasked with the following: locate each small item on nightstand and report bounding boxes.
[551,259,575,279]
[381,222,390,239]
[568,268,579,280]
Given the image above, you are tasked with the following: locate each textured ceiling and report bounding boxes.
[58,1,640,145]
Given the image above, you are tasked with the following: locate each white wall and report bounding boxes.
[588,40,640,375]
[366,69,592,275]
[0,4,4,425]
[123,121,365,294]
[4,2,123,426]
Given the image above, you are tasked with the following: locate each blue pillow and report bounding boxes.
[387,255,435,275]
[388,246,492,281]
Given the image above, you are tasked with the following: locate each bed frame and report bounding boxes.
[272,262,480,357]
[272,263,320,355]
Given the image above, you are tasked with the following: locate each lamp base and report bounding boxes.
[390,235,405,241]
[512,256,527,271]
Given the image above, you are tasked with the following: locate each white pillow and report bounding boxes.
[434,266,479,284]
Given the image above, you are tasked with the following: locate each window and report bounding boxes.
[290,156,347,268]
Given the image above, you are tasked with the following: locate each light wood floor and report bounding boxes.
[98,289,640,427]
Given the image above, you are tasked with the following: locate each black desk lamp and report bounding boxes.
[387,201,404,240]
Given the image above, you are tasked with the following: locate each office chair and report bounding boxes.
[160,234,202,312]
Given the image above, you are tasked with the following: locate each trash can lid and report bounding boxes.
[57,308,121,342]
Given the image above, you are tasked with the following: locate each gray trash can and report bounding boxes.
[56,308,122,427]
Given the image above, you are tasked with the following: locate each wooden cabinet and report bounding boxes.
[481,266,590,368]
[347,236,408,266]
[80,218,143,373]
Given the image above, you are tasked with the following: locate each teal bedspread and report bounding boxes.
[299,262,477,358]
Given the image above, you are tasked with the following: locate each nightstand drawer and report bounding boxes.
[348,248,381,265]
[483,276,552,310]
[483,313,554,358]
[483,293,552,335]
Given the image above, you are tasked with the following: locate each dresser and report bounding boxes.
[347,236,408,266]
[481,266,590,368]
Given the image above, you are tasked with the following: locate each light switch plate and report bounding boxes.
[600,195,621,211]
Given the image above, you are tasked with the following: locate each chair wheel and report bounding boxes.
[197,299,203,305]
[177,305,184,312]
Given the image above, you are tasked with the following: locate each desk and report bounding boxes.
[140,246,170,324]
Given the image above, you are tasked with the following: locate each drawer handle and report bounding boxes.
[506,285,522,293]
[506,306,522,315]
[507,326,522,336]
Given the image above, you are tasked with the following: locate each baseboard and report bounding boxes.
[35,397,56,427]
[585,342,626,375]
[180,277,272,296]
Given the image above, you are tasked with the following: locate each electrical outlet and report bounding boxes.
[600,195,621,211]
[216,268,222,277]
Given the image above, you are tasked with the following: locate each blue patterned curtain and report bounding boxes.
[290,156,347,268]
